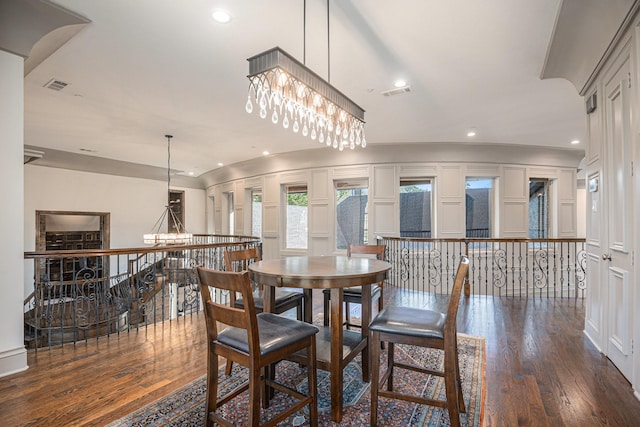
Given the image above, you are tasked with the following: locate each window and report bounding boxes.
[251,190,262,238]
[285,185,308,249]
[465,178,493,238]
[400,179,432,238]
[336,181,368,250]
[529,179,549,238]
[227,192,234,234]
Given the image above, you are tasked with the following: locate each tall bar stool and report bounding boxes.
[369,256,469,427]
[224,246,305,375]
[197,267,319,427]
[323,244,386,328]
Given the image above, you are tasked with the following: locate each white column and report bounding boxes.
[0,49,27,376]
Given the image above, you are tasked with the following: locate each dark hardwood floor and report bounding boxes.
[1,289,639,426]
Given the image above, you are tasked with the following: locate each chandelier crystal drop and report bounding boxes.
[246,47,366,151]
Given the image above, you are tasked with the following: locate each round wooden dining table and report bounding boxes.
[248,255,391,422]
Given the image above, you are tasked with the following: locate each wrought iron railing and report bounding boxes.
[24,234,260,350]
[400,230,432,238]
[377,237,586,299]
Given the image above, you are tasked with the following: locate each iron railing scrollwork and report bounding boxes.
[378,237,586,299]
[24,234,261,350]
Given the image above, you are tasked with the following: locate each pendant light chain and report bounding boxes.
[166,134,172,210]
[327,0,330,83]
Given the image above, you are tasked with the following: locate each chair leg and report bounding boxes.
[345,302,351,329]
[444,349,462,427]
[224,360,233,376]
[296,301,303,322]
[454,340,466,413]
[370,330,380,426]
[377,294,385,350]
[387,342,394,391]
[323,293,330,326]
[307,338,318,426]
[207,344,218,427]
[262,364,275,408]
[444,377,462,427]
[248,366,262,426]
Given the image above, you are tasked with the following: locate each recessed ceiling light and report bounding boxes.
[217,162,224,166]
[211,9,231,23]
[188,171,194,176]
[467,131,476,137]
[571,139,580,145]
[394,79,407,88]
[263,150,270,156]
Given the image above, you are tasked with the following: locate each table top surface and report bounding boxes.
[248,255,390,280]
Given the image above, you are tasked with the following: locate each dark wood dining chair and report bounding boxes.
[224,246,305,375]
[197,267,319,427]
[369,256,470,427]
[323,244,386,328]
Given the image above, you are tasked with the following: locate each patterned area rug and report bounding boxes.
[108,334,485,426]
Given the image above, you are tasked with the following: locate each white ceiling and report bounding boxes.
[24,0,587,178]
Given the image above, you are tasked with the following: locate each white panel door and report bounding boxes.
[603,53,634,379]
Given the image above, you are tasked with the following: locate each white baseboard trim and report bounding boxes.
[0,346,28,378]
[583,329,603,354]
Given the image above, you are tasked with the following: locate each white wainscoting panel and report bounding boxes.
[264,175,280,204]
[310,203,330,237]
[503,167,527,199]
[608,267,630,355]
[587,172,601,246]
[440,165,463,198]
[439,200,463,237]
[310,236,331,255]
[559,169,576,200]
[234,206,243,234]
[262,204,279,237]
[399,164,437,177]
[372,165,396,200]
[584,252,603,349]
[310,169,329,201]
[586,87,602,166]
[559,201,577,236]
[372,201,396,236]
[502,201,527,235]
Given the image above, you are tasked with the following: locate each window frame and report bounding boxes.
[528,178,557,238]
[250,188,262,238]
[465,177,496,238]
[227,191,234,235]
[399,178,433,238]
[335,180,369,250]
[283,183,309,250]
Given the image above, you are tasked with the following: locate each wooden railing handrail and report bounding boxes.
[24,291,34,306]
[24,234,260,259]
[378,236,586,243]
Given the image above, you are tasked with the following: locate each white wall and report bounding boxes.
[24,166,206,294]
[207,146,581,259]
[0,49,28,377]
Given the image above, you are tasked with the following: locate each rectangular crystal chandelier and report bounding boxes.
[245,47,366,151]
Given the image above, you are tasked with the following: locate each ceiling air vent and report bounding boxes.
[381,86,411,97]
[43,78,69,91]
